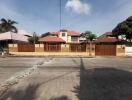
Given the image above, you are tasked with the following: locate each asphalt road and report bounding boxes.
[1,57,132,100]
[0,57,51,84]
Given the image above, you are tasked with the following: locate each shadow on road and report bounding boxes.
[0,71,73,100]
[73,57,132,100]
[2,57,132,100]
[0,84,39,100]
[0,83,70,100]
[49,95,70,100]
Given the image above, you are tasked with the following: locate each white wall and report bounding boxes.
[59,32,68,42]
[67,36,71,43]
[125,47,132,56]
[59,32,80,43]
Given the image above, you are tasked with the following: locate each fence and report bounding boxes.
[95,45,116,56]
[70,44,86,52]
[18,44,35,52]
[44,43,61,52]
[9,44,125,56]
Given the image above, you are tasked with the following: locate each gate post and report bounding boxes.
[35,44,44,52]
[86,43,95,56]
[116,45,125,56]
[91,44,95,56]
[61,44,70,52]
[86,44,90,55]
[8,44,18,52]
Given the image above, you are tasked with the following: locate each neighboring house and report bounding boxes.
[95,32,122,44]
[0,30,32,48]
[39,29,80,43]
[17,30,33,37]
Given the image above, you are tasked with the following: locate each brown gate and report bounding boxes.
[44,43,61,52]
[95,45,116,56]
[70,43,86,52]
[18,44,35,52]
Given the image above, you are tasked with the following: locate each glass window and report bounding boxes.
[71,37,78,42]
[62,33,65,37]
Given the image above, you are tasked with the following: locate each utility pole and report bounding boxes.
[33,32,36,44]
[60,0,62,29]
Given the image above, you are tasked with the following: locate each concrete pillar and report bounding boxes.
[35,44,44,52]
[91,44,95,56]
[116,45,125,56]
[8,44,18,52]
[86,44,95,56]
[61,44,70,52]
[86,44,90,55]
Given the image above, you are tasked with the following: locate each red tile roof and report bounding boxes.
[49,29,80,36]
[67,31,80,36]
[50,32,58,35]
[39,36,65,43]
[96,32,121,43]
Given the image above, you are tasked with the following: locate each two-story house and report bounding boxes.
[39,29,80,43]
[38,29,81,51]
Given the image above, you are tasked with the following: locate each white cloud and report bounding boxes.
[65,0,91,14]
[64,0,132,35]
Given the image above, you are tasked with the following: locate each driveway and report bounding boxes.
[1,57,132,100]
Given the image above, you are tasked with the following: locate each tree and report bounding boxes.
[28,32,39,44]
[112,16,132,42]
[0,18,18,33]
[81,31,97,56]
[81,31,97,42]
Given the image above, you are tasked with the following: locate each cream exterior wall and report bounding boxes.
[35,44,44,52]
[59,32,79,43]
[61,44,70,52]
[67,36,71,43]
[8,44,18,52]
[116,45,125,56]
[9,52,92,57]
[59,32,68,42]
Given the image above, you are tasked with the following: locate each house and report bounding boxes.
[38,29,81,52]
[39,29,80,44]
[0,30,32,48]
[95,32,121,44]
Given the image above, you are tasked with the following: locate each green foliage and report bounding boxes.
[28,33,39,44]
[81,31,97,42]
[0,18,18,33]
[112,16,132,42]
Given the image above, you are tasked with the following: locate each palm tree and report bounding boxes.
[0,18,18,33]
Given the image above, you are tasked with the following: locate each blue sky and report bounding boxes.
[0,0,132,35]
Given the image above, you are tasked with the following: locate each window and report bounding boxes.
[71,37,78,42]
[62,33,65,37]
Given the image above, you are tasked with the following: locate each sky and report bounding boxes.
[0,0,132,35]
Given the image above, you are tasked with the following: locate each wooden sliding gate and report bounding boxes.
[18,44,35,52]
[95,45,116,56]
